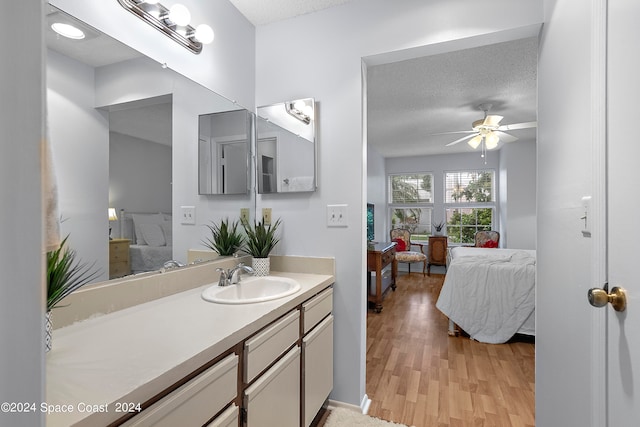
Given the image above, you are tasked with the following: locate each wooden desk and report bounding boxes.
[367,241,397,313]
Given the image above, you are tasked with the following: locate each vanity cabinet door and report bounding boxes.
[303,315,334,427]
[121,354,238,427]
[244,347,301,427]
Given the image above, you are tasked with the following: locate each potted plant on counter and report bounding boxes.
[242,218,282,276]
[46,236,100,352]
[202,218,245,256]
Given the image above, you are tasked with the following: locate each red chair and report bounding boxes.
[390,228,427,275]
[474,231,500,248]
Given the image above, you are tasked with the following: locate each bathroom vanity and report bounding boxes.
[46,258,334,427]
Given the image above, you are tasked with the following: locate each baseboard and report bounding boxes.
[327,394,372,415]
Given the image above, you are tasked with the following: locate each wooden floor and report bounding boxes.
[365,273,535,427]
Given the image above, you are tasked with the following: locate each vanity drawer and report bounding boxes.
[302,287,333,334]
[245,310,300,383]
[121,354,238,427]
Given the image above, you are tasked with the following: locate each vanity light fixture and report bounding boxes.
[285,100,312,125]
[117,0,214,54]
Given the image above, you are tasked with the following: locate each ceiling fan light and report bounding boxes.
[485,132,499,149]
[468,135,482,149]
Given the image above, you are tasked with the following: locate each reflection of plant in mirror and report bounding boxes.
[203,218,245,256]
[242,218,282,258]
[47,236,101,311]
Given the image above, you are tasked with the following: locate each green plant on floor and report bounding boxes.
[47,236,101,311]
[202,218,245,256]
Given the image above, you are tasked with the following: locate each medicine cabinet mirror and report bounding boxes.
[256,98,317,193]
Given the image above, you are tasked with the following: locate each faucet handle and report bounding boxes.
[216,268,229,286]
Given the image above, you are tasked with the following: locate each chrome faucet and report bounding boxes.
[162,260,185,271]
[217,263,255,286]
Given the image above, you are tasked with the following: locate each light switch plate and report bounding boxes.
[262,208,272,226]
[240,208,250,224]
[327,204,348,227]
[181,206,196,225]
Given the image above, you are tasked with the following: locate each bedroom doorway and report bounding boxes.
[364,32,538,427]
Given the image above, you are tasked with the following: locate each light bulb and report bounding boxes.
[485,132,499,149]
[169,4,191,26]
[51,22,85,39]
[468,135,482,149]
[194,24,214,44]
[302,105,314,118]
[294,100,306,111]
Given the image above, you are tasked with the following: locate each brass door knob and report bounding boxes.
[588,286,627,312]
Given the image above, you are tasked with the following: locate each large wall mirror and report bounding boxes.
[256,98,317,193]
[198,109,252,195]
[45,4,252,285]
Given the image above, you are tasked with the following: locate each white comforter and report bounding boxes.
[436,248,536,344]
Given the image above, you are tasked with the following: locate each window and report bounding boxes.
[388,173,433,239]
[444,170,495,244]
[445,207,493,244]
[445,170,494,203]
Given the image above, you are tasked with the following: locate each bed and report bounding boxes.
[118,211,174,274]
[435,246,536,344]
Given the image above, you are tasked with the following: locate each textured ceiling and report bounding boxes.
[228,0,355,25]
[46,3,538,158]
[367,37,538,158]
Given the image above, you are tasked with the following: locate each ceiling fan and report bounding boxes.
[443,103,537,150]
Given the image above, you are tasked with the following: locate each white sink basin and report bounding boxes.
[201,276,301,304]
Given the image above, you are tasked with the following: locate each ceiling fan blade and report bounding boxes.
[494,131,518,143]
[446,133,478,146]
[483,115,503,127]
[428,130,476,136]
[497,121,537,131]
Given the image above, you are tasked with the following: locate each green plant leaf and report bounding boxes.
[202,218,245,256]
[47,236,101,311]
[242,218,281,258]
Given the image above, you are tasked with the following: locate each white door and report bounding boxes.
[603,0,640,424]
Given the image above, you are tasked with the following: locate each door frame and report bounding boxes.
[588,0,607,425]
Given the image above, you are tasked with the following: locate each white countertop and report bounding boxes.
[46,271,334,427]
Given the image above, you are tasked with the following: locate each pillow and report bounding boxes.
[161,220,173,246]
[482,240,498,248]
[139,223,166,247]
[132,213,165,245]
[392,238,406,252]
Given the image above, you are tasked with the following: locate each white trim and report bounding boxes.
[590,0,608,426]
[327,394,372,414]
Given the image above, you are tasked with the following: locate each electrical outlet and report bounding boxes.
[180,206,196,225]
[327,204,348,227]
[262,208,272,226]
[240,208,250,224]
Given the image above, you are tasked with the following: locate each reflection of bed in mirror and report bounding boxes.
[436,246,536,344]
[118,210,173,274]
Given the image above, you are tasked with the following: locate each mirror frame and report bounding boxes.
[198,109,253,195]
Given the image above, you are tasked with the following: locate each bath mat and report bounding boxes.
[324,407,412,427]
